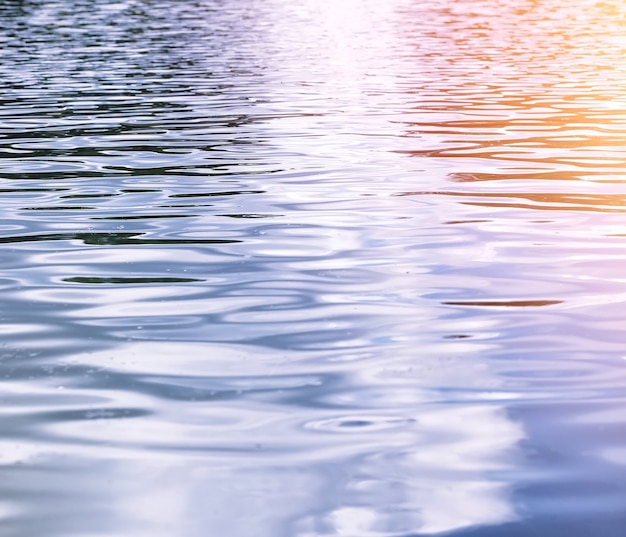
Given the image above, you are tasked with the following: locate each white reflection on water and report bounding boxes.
[294,407,522,537]
[239,1,527,530]
[0,338,523,536]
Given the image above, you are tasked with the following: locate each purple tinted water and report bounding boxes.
[1,0,626,535]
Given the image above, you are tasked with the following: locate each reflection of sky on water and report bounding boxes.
[0,338,523,536]
[5,0,626,535]
[1,0,525,535]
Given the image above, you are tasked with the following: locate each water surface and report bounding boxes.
[2,0,626,535]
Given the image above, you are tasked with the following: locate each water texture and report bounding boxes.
[1,0,626,535]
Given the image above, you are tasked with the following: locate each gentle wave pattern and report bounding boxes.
[2,0,626,535]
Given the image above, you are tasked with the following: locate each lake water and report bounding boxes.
[2,0,626,535]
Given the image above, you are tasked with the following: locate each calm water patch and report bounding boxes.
[1,0,626,535]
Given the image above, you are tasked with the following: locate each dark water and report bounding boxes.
[2,0,626,535]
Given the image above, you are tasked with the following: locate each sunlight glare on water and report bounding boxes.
[2,0,626,536]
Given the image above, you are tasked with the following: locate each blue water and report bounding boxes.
[2,0,626,535]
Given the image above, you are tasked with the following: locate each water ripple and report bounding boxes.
[2,0,626,535]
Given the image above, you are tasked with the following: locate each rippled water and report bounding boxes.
[2,0,626,535]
